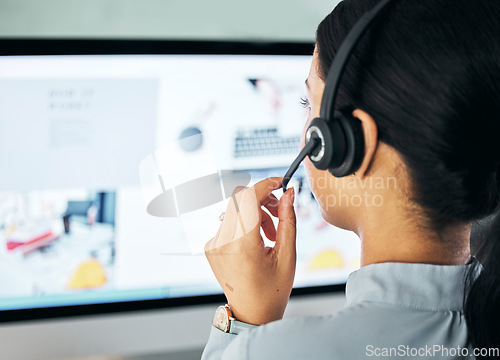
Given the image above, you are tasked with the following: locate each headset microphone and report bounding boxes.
[282,135,320,191]
[281,0,396,192]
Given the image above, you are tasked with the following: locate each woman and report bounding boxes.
[203,0,500,358]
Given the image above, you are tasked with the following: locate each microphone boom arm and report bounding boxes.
[282,137,320,192]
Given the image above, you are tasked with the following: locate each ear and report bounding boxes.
[352,109,378,179]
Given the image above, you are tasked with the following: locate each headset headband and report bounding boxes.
[320,0,395,120]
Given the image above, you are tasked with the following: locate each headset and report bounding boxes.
[282,0,396,191]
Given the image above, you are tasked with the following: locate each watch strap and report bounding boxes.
[229,318,258,334]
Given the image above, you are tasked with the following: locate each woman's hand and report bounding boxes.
[205,177,296,325]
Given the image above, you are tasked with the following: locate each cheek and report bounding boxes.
[303,158,328,204]
[300,112,314,148]
[304,163,335,224]
[304,159,356,229]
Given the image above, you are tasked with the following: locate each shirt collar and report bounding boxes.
[345,258,481,312]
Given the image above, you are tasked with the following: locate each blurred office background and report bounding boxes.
[0,0,334,41]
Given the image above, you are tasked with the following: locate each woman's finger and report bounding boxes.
[228,178,282,247]
[274,188,297,264]
[253,177,282,204]
[261,209,277,242]
[262,193,279,217]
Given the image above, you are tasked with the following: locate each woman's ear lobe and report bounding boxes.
[352,109,378,179]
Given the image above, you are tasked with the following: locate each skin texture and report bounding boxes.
[205,46,471,326]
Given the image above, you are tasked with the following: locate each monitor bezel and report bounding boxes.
[0,39,315,56]
[0,38,346,324]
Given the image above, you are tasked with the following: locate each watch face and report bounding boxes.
[214,306,230,332]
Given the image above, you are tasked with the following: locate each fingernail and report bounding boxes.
[289,187,295,203]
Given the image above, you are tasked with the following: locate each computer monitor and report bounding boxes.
[0,39,360,359]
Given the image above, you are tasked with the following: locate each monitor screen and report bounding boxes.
[0,41,360,320]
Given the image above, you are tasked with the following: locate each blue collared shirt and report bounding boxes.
[202,260,479,360]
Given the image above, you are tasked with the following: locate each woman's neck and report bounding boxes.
[356,203,472,267]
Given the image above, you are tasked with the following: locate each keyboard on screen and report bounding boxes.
[234,128,300,158]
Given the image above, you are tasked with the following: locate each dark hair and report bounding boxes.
[315,0,500,353]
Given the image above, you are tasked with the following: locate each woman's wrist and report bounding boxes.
[229,300,287,326]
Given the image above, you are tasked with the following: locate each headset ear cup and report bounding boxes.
[328,111,365,177]
[307,117,346,171]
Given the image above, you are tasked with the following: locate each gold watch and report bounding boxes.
[212,304,258,334]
